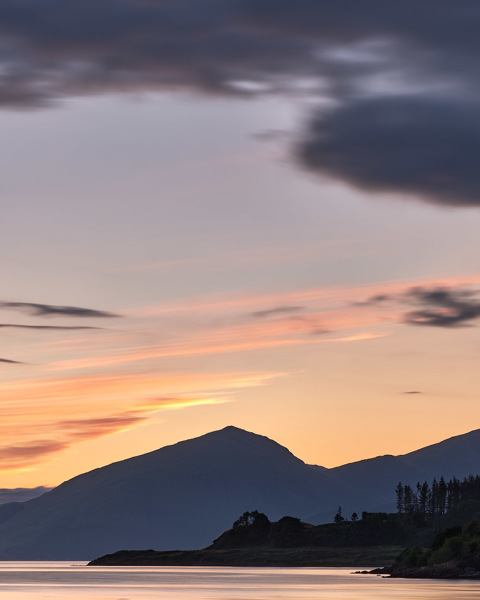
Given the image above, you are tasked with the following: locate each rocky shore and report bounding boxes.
[369,563,480,579]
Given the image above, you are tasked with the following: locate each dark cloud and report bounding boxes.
[0,302,118,318]
[297,98,480,208]
[404,391,422,395]
[251,305,304,318]
[359,285,480,328]
[0,1,479,206]
[0,358,23,364]
[404,287,480,327]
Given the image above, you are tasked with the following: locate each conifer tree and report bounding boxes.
[395,482,404,513]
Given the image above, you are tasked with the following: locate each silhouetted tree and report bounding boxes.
[395,482,404,513]
[430,478,439,516]
[334,506,344,524]
[233,511,255,528]
[403,484,415,514]
[438,476,447,515]
[393,473,480,520]
[418,481,430,514]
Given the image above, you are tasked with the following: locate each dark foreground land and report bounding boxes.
[89,545,402,567]
[89,510,427,567]
[370,563,480,579]
[90,503,480,574]
[367,517,480,579]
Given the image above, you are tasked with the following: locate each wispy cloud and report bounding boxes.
[251,306,304,319]
[0,302,118,318]
[0,441,68,470]
[134,274,480,318]
[0,358,24,365]
[36,276,480,374]
[0,370,282,470]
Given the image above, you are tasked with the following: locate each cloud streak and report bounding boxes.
[251,305,304,319]
[0,302,118,318]
[39,276,480,373]
[0,441,68,470]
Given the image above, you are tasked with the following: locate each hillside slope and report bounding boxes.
[0,426,341,559]
[309,428,480,521]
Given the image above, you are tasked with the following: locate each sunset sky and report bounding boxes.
[2,1,480,488]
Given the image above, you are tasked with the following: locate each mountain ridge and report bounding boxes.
[0,425,479,560]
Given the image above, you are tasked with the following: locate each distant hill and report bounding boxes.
[1,425,480,559]
[0,487,51,505]
[310,428,480,522]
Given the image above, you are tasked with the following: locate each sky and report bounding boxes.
[2,0,480,488]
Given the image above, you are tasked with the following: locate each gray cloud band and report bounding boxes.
[403,287,480,327]
[0,0,478,206]
[363,286,480,328]
[0,302,118,318]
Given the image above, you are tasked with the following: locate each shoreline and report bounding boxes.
[366,564,480,580]
[88,545,402,567]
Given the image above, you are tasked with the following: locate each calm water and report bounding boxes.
[0,563,479,599]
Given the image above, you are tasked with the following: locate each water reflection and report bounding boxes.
[0,563,478,599]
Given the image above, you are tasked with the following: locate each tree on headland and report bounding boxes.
[214,510,271,548]
[334,506,344,524]
[395,474,480,519]
[234,511,267,528]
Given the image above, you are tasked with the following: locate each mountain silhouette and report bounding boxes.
[0,425,479,559]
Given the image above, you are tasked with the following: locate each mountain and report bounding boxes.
[1,425,480,560]
[0,426,346,559]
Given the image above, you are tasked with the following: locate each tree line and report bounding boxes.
[395,475,480,516]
